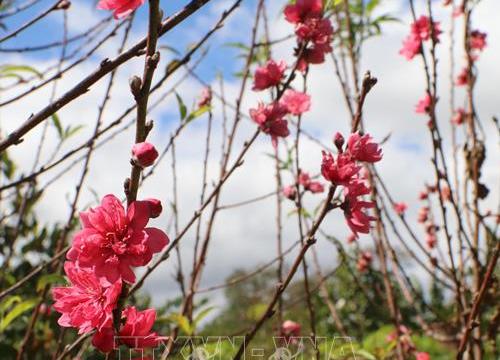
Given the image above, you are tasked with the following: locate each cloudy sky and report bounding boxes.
[0,0,498,311]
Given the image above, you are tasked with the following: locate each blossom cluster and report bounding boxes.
[417,184,445,250]
[282,170,324,201]
[249,0,333,147]
[284,0,334,71]
[321,132,382,238]
[399,15,442,60]
[52,143,168,354]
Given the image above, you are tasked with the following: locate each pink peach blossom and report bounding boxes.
[197,87,212,108]
[415,93,432,114]
[400,33,421,60]
[253,60,287,91]
[347,233,356,244]
[426,234,437,249]
[144,198,162,218]
[295,17,333,45]
[416,352,431,360]
[281,89,311,115]
[92,306,159,352]
[393,202,408,215]
[119,306,159,349]
[282,185,297,200]
[456,67,469,86]
[321,152,360,186]
[98,0,144,19]
[451,108,466,125]
[357,251,373,272]
[470,30,487,51]
[284,0,323,24]
[281,320,301,338]
[52,262,121,334]
[249,102,290,147]
[344,196,375,236]
[412,16,441,42]
[347,132,383,163]
[67,194,169,284]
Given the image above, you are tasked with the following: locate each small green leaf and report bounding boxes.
[0,65,42,78]
[193,306,215,327]
[0,296,22,314]
[166,59,181,75]
[37,274,66,292]
[166,314,193,335]
[0,298,38,332]
[186,105,210,123]
[175,93,187,120]
[223,42,250,51]
[64,124,84,139]
[51,114,63,139]
[354,349,377,360]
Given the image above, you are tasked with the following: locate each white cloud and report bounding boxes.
[0,0,498,312]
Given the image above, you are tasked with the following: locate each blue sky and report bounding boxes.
[0,0,256,84]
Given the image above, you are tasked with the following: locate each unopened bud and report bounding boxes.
[129,76,142,97]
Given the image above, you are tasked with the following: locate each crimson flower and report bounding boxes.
[298,171,324,194]
[356,251,373,272]
[451,108,466,125]
[67,194,169,284]
[249,102,290,147]
[282,185,297,200]
[280,320,301,338]
[284,0,323,24]
[253,60,287,91]
[415,93,432,114]
[92,306,159,352]
[400,33,421,60]
[52,262,121,334]
[416,352,431,360]
[347,132,383,163]
[197,87,212,108]
[295,17,333,45]
[400,16,441,61]
[344,196,376,237]
[411,16,441,42]
[281,89,311,115]
[393,202,408,215]
[455,67,469,86]
[470,30,487,51]
[321,152,360,186]
[98,0,144,19]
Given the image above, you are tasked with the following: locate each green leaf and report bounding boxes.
[193,306,215,327]
[0,152,16,179]
[0,296,22,314]
[0,298,38,332]
[64,124,84,139]
[158,45,180,55]
[186,105,211,123]
[0,65,42,79]
[366,0,381,13]
[355,350,377,360]
[51,114,63,140]
[175,93,187,120]
[223,42,250,51]
[165,59,181,75]
[166,314,193,335]
[36,274,66,292]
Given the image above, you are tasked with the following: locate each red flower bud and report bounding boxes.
[145,198,162,218]
[132,142,158,167]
